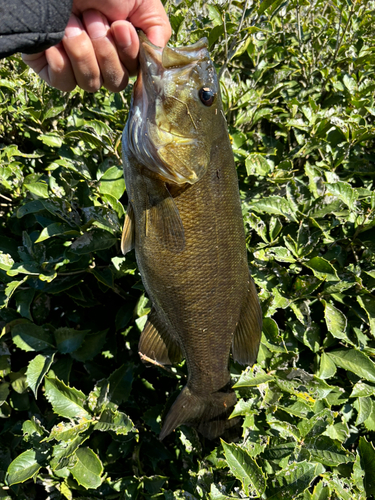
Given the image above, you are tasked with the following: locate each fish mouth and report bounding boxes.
[125,32,212,185]
[138,30,208,72]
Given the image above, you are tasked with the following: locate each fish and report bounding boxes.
[121,32,262,440]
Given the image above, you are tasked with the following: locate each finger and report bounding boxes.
[62,13,102,92]
[22,51,47,73]
[111,20,139,77]
[83,10,128,92]
[22,45,77,92]
[128,0,172,48]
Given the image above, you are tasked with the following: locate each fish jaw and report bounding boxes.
[125,32,221,185]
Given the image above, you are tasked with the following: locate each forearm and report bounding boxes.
[0,0,73,58]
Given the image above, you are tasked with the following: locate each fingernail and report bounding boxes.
[112,23,132,49]
[87,21,108,40]
[65,16,83,38]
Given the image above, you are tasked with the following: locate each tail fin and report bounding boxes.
[159,386,237,440]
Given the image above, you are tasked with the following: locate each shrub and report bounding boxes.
[0,0,375,498]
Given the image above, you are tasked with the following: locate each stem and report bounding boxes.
[321,3,355,93]
[296,1,302,47]
[219,0,250,79]
[0,193,12,202]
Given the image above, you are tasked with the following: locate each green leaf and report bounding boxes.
[206,4,222,26]
[250,196,297,222]
[70,447,103,489]
[353,397,373,425]
[44,376,91,420]
[37,133,63,148]
[255,246,296,263]
[304,257,339,281]
[94,409,134,435]
[262,442,296,461]
[98,165,126,200]
[352,451,365,496]
[35,223,79,243]
[221,441,266,497]
[65,130,104,148]
[11,322,55,352]
[364,403,375,431]
[269,461,325,499]
[245,153,272,176]
[358,437,375,496]
[16,200,45,218]
[322,300,348,340]
[304,436,354,466]
[1,279,25,308]
[0,252,15,272]
[210,484,233,500]
[317,352,337,379]
[26,353,55,397]
[54,327,89,354]
[351,381,375,398]
[48,420,92,442]
[70,229,117,254]
[24,180,49,198]
[60,482,73,500]
[325,182,358,210]
[258,0,282,16]
[108,364,134,406]
[233,368,274,388]
[297,409,334,439]
[7,449,45,485]
[0,381,10,405]
[70,330,107,362]
[357,295,375,337]
[327,349,375,383]
[329,476,353,500]
[343,74,357,93]
[50,433,91,471]
[323,421,350,442]
[22,417,46,443]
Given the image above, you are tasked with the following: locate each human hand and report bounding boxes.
[22,0,171,93]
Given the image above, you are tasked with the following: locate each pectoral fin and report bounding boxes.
[139,309,182,365]
[232,272,262,366]
[146,183,185,253]
[121,203,135,255]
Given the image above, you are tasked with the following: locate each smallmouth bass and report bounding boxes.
[121,33,262,440]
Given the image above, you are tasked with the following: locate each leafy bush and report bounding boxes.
[1,0,375,498]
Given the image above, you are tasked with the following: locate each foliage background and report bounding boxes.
[1,0,375,498]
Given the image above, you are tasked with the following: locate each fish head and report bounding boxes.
[126,32,222,185]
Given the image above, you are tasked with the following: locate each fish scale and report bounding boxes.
[121,33,262,439]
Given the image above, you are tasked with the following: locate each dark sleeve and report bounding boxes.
[0,0,73,58]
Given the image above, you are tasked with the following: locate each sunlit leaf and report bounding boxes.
[45,377,91,420]
[327,350,375,383]
[7,449,45,485]
[26,353,55,397]
[70,447,103,489]
[221,441,266,497]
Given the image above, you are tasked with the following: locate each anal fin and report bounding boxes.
[139,309,182,365]
[231,272,262,366]
[121,203,135,255]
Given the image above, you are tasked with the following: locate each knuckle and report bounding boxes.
[82,78,102,92]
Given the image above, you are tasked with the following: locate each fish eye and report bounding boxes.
[199,87,216,106]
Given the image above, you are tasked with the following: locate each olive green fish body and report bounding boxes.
[122,34,262,439]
